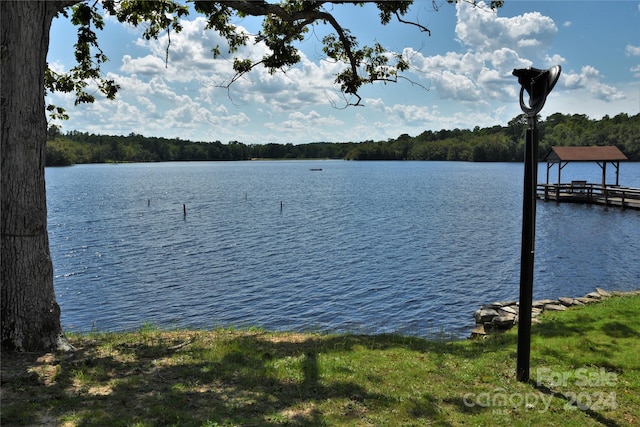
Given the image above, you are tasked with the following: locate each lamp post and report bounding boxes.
[512,65,561,382]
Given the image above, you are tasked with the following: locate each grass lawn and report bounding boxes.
[2,294,638,426]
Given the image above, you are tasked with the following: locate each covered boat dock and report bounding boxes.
[538,146,640,209]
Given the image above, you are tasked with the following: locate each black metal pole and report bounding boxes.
[513,65,560,382]
[517,116,538,382]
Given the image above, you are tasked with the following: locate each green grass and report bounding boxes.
[2,294,639,426]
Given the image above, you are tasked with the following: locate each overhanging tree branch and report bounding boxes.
[49,0,448,112]
[46,0,506,113]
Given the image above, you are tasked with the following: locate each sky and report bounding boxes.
[47,1,640,145]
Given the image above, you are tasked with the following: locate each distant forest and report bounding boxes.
[46,112,640,166]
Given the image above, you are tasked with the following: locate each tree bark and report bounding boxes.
[1,1,71,351]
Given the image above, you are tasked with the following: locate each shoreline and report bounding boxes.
[471,287,640,338]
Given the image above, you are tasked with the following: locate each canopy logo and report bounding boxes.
[463,367,618,413]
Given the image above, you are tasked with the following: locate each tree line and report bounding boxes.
[46,112,640,166]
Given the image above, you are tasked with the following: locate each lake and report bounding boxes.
[46,160,640,339]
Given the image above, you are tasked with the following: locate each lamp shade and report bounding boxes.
[512,65,561,114]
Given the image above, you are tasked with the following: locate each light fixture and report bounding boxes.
[512,65,562,117]
[512,65,561,383]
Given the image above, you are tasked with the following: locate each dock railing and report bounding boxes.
[537,182,640,210]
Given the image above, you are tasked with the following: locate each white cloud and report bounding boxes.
[48,60,66,74]
[121,54,167,75]
[455,1,557,58]
[549,80,638,121]
[120,17,346,114]
[486,48,529,72]
[544,54,566,67]
[436,70,483,101]
[360,97,512,133]
[626,44,640,57]
[403,1,623,110]
[562,66,624,102]
[389,104,439,125]
[401,1,565,105]
[137,96,157,113]
[266,110,344,136]
[364,98,387,112]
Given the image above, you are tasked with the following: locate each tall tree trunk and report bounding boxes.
[1,1,71,351]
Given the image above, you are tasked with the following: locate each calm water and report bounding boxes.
[46,161,640,338]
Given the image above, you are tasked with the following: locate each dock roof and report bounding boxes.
[543,146,628,162]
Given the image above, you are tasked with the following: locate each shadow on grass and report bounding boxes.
[532,383,623,427]
[525,296,640,427]
[532,297,640,340]
[1,332,488,426]
[4,296,637,426]
[601,321,639,339]
[530,297,640,371]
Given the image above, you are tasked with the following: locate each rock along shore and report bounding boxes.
[471,288,640,338]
